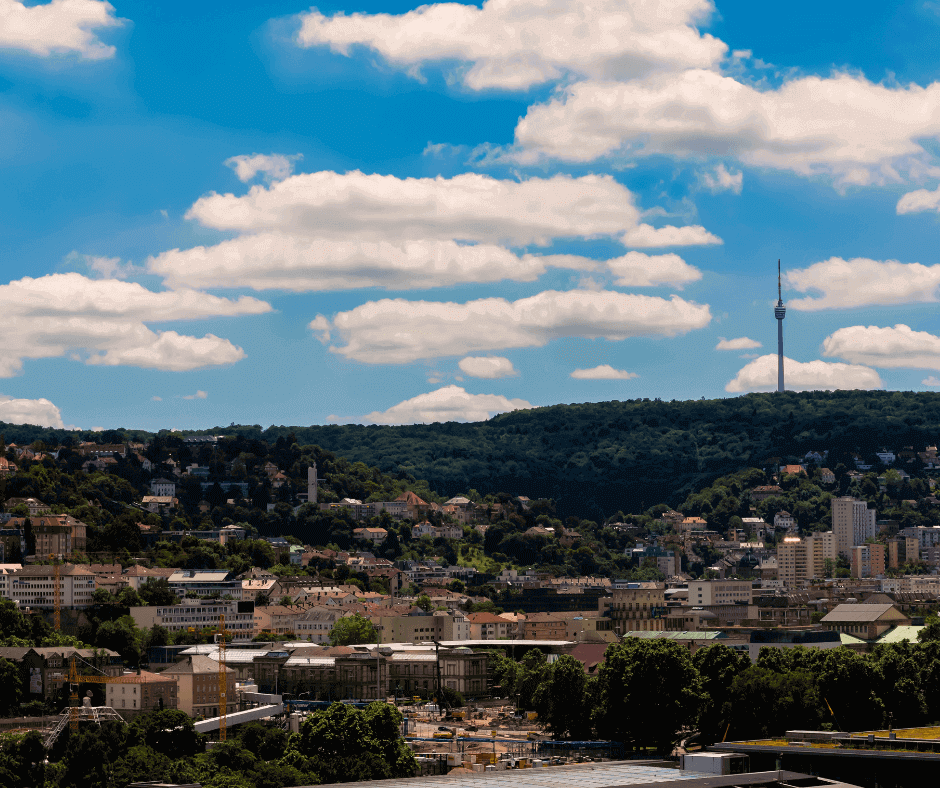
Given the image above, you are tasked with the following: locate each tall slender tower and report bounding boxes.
[775,259,786,392]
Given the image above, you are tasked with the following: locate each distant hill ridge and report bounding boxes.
[6,390,940,518]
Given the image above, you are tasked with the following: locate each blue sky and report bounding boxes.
[5,0,940,430]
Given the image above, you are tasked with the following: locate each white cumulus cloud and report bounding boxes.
[320,289,711,364]
[716,337,761,350]
[184,170,641,246]
[822,324,940,370]
[513,70,940,185]
[603,251,701,287]
[181,390,209,400]
[363,385,532,425]
[702,163,743,194]
[458,356,517,379]
[621,224,722,248]
[149,236,594,292]
[0,273,270,376]
[725,354,883,393]
[785,257,940,311]
[0,394,65,428]
[295,0,726,91]
[923,376,940,387]
[225,153,301,183]
[0,0,122,59]
[897,185,940,214]
[570,365,638,379]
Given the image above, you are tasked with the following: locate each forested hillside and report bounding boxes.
[6,391,940,519]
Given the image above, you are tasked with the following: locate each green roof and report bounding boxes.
[875,625,924,644]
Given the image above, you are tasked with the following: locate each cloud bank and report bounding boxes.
[726,355,883,392]
[0,0,122,59]
[363,385,532,424]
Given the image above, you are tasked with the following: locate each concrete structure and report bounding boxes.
[129,599,255,635]
[899,525,940,549]
[688,580,753,606]
[775,259,786,392]
[106,670,178,719]
[466,612,512,640]
[6,563,96,610]
[160,654,236,718]
[850,543,886,578]
[832,497,877,557]
[167,569,242,598]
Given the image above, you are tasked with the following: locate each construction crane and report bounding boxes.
[49,554,61,632]
[65,654,130,732]
[216,614,229,740]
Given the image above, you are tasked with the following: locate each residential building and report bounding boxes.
[387,648,487,698]
[141,496,177,515]
[608,582,666,634]
[129,599,255,635]
[5,514,87,557]
[122,565,177,591]
[774,511,796,531]
[352,527,388,545]
[887,537,920,569]
[6,564,96,610]
[106,670,178,719]
[851,543,886,578]
[466,612,512,640]
[160,655,236,718]
[819,468,836,485]
[899,525,940,550]
[4,498,51,517]
[777,532,836,587]
[150,478,177,497]
[295,608,347,643]
[832,497,877,557]
[0,646,121,699]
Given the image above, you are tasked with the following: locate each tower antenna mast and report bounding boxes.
[775,259,786,393]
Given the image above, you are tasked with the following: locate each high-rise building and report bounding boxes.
[775,259,786,392]
[777,532,836,587]
[851,543,886,578]
[832,496,877,557]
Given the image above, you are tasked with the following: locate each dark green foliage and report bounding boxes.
[290,701,415,783]
[328,613,379,646]
[594,639,705,753]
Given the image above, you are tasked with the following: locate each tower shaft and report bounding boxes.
[775,259,785,393]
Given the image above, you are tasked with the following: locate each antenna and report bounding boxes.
[778,259,781,302]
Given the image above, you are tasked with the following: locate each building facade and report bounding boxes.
[832,497,877,557]
[608,583,666,634]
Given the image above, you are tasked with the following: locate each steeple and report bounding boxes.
[774,259,786,392]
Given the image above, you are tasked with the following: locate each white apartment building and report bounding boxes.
[832,497,877,557]
[687,580,753,606]
[129,599,255,635]
[6,564,96,610]
[150,478,177,497]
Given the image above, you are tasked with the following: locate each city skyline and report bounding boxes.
[3,0,940,431]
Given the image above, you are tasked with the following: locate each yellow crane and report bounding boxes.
[66,654,131,731]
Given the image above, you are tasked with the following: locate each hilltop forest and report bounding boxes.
[5,391,940,520]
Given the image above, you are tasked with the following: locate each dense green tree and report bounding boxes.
[594,640,704,753]
[328,613,378,646]
[692,643,750,743]
[0,659,22,716]
[535,655,589,739]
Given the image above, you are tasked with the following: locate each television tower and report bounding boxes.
[775,259,786,392]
